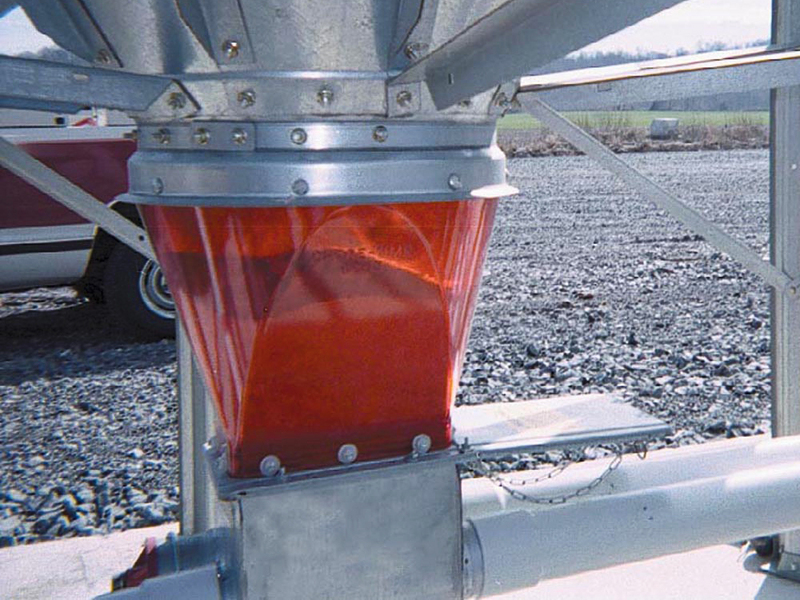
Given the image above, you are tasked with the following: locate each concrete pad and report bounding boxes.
[0,524,177,600]
[496,544,800,599]
[2,525,800,599]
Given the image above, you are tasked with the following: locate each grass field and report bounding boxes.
[498,111,770,130]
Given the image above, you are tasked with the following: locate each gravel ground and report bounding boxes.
[0,149,772,546]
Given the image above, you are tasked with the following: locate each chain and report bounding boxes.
[467,446,631,506]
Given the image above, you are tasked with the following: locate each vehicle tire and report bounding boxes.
[104,243,176,339]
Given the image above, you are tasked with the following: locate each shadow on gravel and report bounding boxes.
[0,301,175,386]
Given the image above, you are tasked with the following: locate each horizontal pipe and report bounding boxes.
[463,434,800,518]
[470,458,800,597]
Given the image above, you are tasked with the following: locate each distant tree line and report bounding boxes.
[530,40,771,111]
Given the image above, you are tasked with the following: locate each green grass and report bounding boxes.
[498,111,770,130]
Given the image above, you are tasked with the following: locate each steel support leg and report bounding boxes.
[177,321,216,535]
[770,0,800,578]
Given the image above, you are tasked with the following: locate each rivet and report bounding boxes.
[792,164,798,171]
[231,128,248,145]
[237,89,256,108]
[193,128,210,145]
[167,92,187,110]
[317,87,334,107]
[412,434,432,455]
[396,90,413,108]
[259,455,281,477]
[789,285,799,297]
[95,49,112,65]
[291,179,309,196]
[337,444,358,465]
[448,173,463,190]
[222,39,240,59]
[151,178,164,195]
[372,125,388,143]
[290,128,308,145]
[152,128,171,145]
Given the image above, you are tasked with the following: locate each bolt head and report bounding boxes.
[396,90,413,108]
[152,128,171,145]
[291,178,309,196]
[259,455,281,477]
[789,285,799,297]
[372,125,388,143]
[337,444,358,465]
[167,92,187,110]
[290,128,308,145]
[404,42,428,61]
[151,178,164,195]
[237,89,256,108]
[448,173,463,191]
[412,434,432,455]
[193,128,210,145]
[317,88,334,106]
[231,128,248,145]
[222,39,240,59]
[95,49,112,65]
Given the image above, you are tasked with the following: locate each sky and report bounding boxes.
[0,0,774,57]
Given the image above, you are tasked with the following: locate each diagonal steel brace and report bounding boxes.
[519,97,795,296]
[0,135,155,261]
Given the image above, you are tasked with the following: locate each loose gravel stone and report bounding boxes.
[0,149,772,544]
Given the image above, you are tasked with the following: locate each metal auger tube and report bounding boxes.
[464,438,800,598]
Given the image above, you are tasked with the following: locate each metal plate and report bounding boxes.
[238,458,462,599]
[451,394,670,457]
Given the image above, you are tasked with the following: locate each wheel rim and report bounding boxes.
[138,259,175,320]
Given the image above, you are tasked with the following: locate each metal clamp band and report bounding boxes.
[126,120,511,207]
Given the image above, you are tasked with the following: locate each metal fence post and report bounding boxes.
[770,0,800,575]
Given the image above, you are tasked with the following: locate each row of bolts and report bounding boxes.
[149,123,465,196]
[258,434,433,477]
[167,86,415,112]
[151,123,396,147]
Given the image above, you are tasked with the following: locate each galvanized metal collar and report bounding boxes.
[137,120,497,151]
[126,120,515,207]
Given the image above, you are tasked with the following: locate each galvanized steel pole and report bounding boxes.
[770,0,800,574]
